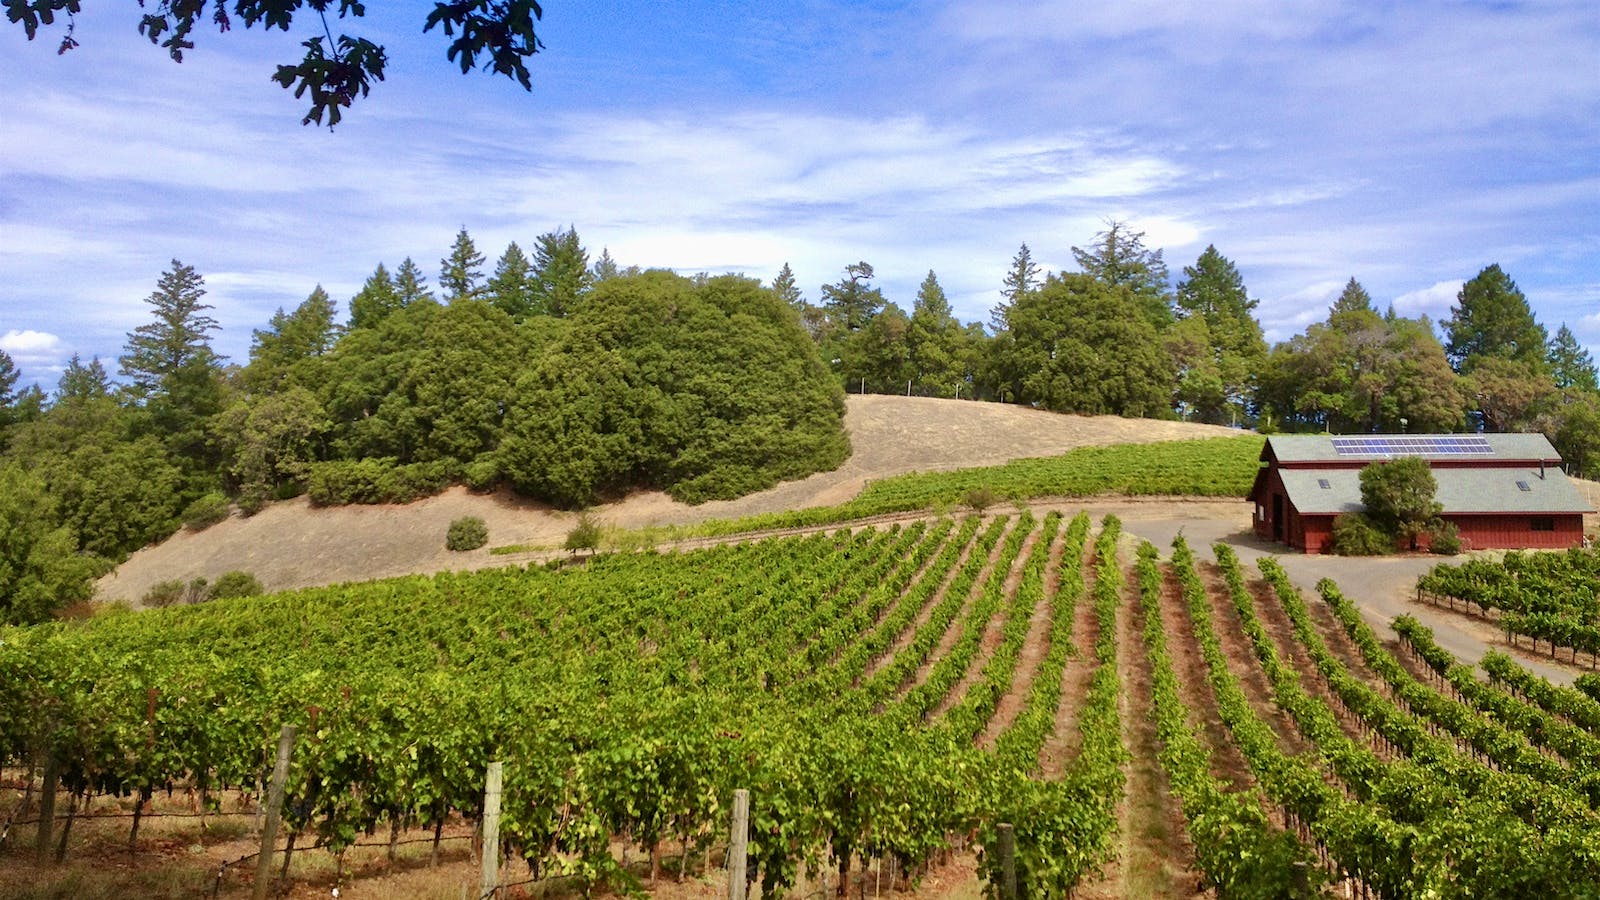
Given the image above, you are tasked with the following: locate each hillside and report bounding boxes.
[97,396,1239,603]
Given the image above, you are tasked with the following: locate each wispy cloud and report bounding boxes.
[0,0,1596,384]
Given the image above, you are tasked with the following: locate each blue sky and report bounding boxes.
[2,1,1597,389]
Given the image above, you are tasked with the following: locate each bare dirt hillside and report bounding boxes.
[99,395,1240,604]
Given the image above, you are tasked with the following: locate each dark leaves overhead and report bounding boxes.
[425,0,544,90]
[7,0,543,126]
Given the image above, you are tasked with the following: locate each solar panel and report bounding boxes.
[1330,436,1493,457]
[1517,480,1532,492]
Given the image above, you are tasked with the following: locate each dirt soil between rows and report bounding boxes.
[99,395,1238,605]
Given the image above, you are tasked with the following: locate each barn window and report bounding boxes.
[1531,517,1555,532]
[1516,480,1532,492]
[1317,478,1331,489]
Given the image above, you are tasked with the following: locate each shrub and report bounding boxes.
[1330,513,1392,556]
[144,577,210,606]
[446,516,489,551]
[142,579,186,607]
[181,493,231,531]
[237,490,269,517]
[207,571,263,600]
[464,458,501,492]
[565,513,602,554]
[307,458,458,505]
[962,487,999,514]
[1427,519,1462,555]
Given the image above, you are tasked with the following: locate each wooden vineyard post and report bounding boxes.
[728,789,750,900]
[34,752,58,864]
[479,762,503,900]
[997,823,1017,900]
[253,725,297,900]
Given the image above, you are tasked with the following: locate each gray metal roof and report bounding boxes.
[1266,433,1561,464]
[1281,464,1594,516]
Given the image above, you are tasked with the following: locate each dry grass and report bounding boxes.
[97,396,1237,605]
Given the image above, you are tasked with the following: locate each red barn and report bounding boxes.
[1248,434,1592,554]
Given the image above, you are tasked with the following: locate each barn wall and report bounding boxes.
[1449,514,1584,551]
[1302,517,1334,554]
[1251,467,1290,543]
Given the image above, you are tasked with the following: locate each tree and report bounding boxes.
[908,270,966,396]
[1329,278,1375,320]
[1547,324,1598,392]
[440,227,486,303]
[0,348,21,436]
[771,262,803,310]
[820,262,885,333]
[487,241,537,320]
[1071,221,1172,330]
[992,243,1040,333]
[1173,245,1266,423]
[0,464,98,624]
[394,257,435,306]
[530,226,592,317]
[591,248,622,283]
[244,285,340,392]
[994,273,1174,417]
[55,355,112,403]
[1445,264,1548,373]
[499,271,848,507]
[119,259,226,471]
[1552,392,1600,479]
[1257,284,1464,434]
[1468,357,1556,432]
[10,1,547,127]
[349,263,403,330]
[215,386,330,508]
[1359,456,1439,550]
[0,349,17,411]
[842,302,913,393]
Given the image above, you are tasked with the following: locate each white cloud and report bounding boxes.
[0,330,61,354]
[0,329,66,374]
[1390,280,1462,320]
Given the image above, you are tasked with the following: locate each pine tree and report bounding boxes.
[119,260,226,469]
[439,227,486,302]
[992,243,1040,333]
[1445,264,1548,373]
[1548,324,1599,392]
[530,226,592,317]
[1071,222,1171,329]
[591,248,622,283]
[909,270,964,395]
[771,262,803,309]
[821,261,884,332]
[394,257,435,306]
[349,263,403,330]
[246,285,340,391]
[1330,278,1375,317]
[55,355,112,403]
[120,260,220,400]
[1171,246,1266,423]
[0,349,17,410]
[0,349,21,436]
[487,241,537,320]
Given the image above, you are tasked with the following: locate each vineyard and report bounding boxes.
[1416,549,1600,663]
[5,509,1600,898]
[582,434,1260,545]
